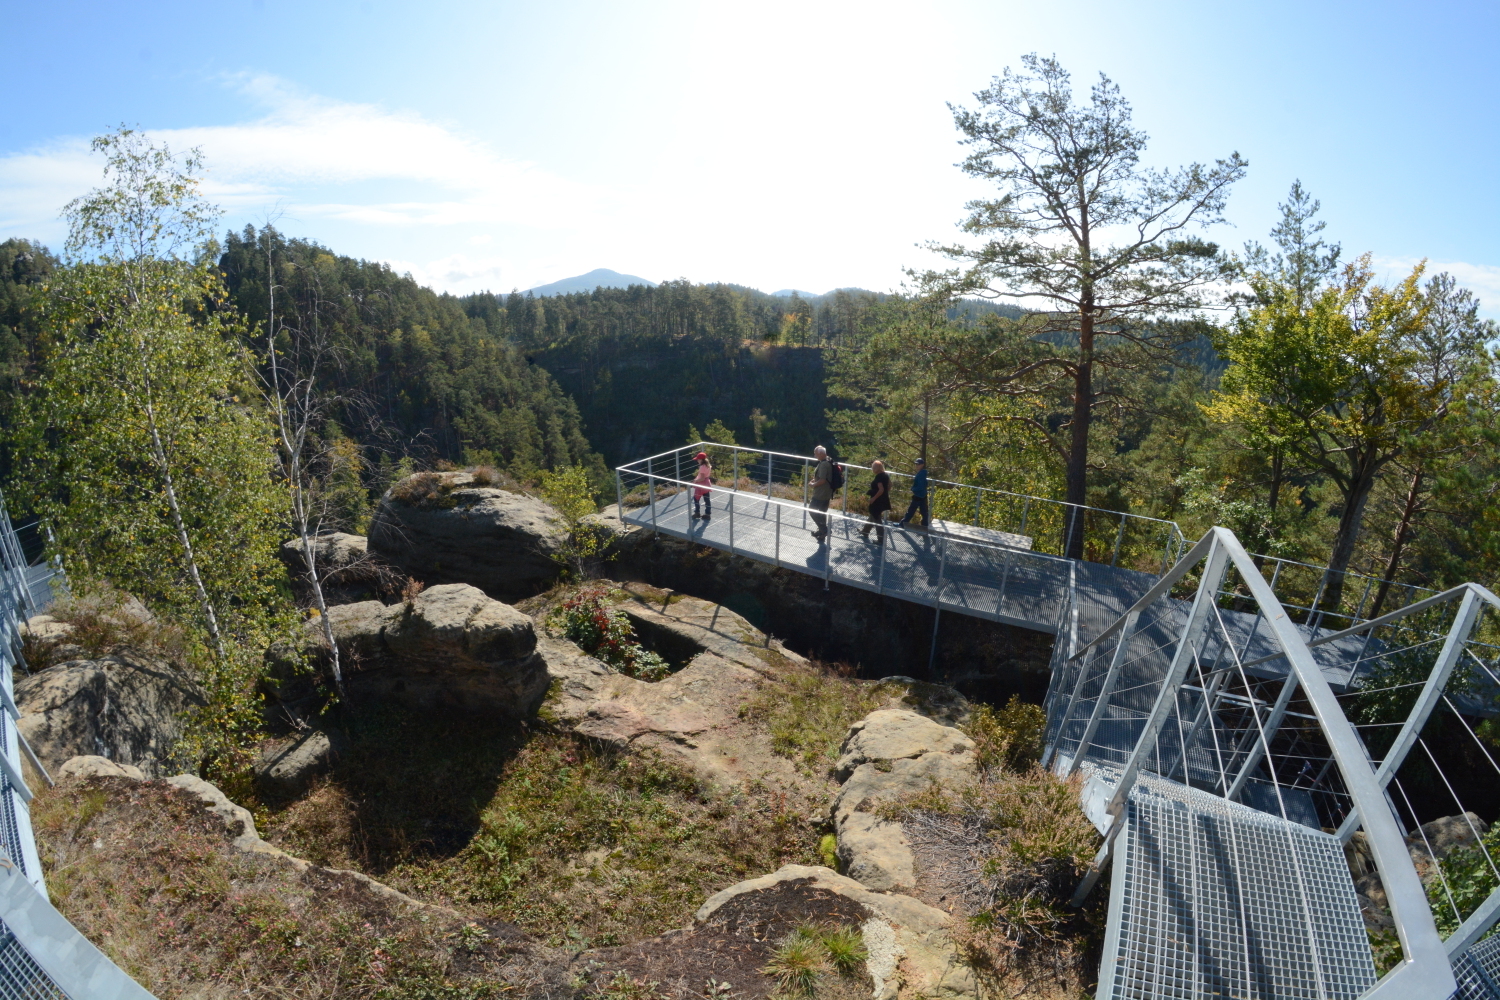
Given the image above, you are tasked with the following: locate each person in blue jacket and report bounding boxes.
[897,457,930,529]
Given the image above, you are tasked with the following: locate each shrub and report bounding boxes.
[964,697,1047,772]
[549,587,672,681]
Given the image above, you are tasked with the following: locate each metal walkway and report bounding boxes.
[1090,767,1376,999]
[619,446,1500,998]
[615,448,1375,690]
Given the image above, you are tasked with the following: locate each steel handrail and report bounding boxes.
[621,442,1188,534]
[617,469,1066,565]
[1059,526,1454,997]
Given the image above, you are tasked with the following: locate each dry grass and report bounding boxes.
[22,584,188,670]
[32,777,542,1000]
[890,766,1102,999]
[255,705,822,950]
[737,660,893,773]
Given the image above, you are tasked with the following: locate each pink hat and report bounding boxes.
[694,452,708,461]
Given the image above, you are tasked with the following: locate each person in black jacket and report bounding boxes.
[860,460,891,543]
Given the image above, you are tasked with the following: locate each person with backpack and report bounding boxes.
[808,445,837,541]
[897,456,930,530]
[690,451,712,519]
[859,460,891,543]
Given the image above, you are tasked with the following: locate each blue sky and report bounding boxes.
[1,0,1496,309]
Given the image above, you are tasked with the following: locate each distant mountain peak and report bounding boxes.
[525,268,656,297]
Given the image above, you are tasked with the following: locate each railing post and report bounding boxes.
[973,486,981,526]
[1307,567,1332,631]
[775,502,781,566]
[733,451,739,493]
[1064,609,1143,777]
[1111,514,1125,567]
[928,536,949,672]
[615,469,623,518]
[841,468,848,514]
[647,459,657,529]
[728,487,735,555]
[767,453,773,499]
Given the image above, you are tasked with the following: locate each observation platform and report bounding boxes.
[615,460,1372,689]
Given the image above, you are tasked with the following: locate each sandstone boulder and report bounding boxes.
[824,709,978,895]
[368,473,568,599]
[299,584,547,715]
[696,865,976,1000]
[254,730,338,795]
[59,755,145,781]
[835,709,976,780]
[16,651,206,777]
[280,532,399,604]
[281,532,369,573]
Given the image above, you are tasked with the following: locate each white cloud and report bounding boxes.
[0,74,601,245]
[1375,256,1500,317]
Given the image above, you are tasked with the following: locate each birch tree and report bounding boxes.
[15,129,285,658]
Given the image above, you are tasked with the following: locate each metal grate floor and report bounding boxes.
[1456,932,1500,1000]
[1097,771,1376,1000]
[0,920,67,1000]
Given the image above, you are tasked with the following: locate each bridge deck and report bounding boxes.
[622,488,1153,635]
[621,490,1370,687]
[1095,768,1376,1000]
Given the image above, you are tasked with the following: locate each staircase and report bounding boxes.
[1092,768,1375,1000]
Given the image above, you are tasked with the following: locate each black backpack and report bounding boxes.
[828,461,845,491]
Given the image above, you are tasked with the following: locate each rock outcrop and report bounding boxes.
[588,503,1055,704]
[826,710,977,893]
[368,472,568,599]
[540,591,807,790]
[280,532,396,603]
[834,709,976,780]
[696,865,975,1000]
[16,650,206,777]
[253,730,339,796]
[296,583,548,715]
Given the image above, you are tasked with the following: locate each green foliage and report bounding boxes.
[818,833,838,869]
[762,924,868,996]
[964,697,1046,772]
[549,586,672,681]
[220,227,603,489]
[1430,824,1500,937]
[11,130,294,772]
[763,930,826,997]
[477,281,852,466]
[538,464,609,576]
[816,925,868,977]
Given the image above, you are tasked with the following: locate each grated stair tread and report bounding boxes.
[1093,769,1377,1000]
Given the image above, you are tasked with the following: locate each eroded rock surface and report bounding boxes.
[826,710,977,894]
[16,650,206,777]
[296,584,547,715]
[369,473,568,599]
[538,592,812,792]
[696,865,975,1000]
[254,730,339,796]
[834,709,976,780]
